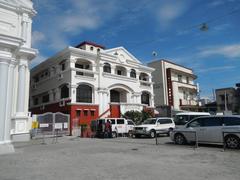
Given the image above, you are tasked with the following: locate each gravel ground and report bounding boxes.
[0,136,239,180]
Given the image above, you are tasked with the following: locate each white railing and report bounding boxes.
[74,68,95,78]
[120,103,145,114]
[139,80,152,87]
[180,99,198,106]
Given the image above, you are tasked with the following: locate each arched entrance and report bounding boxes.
[110,88,128,103]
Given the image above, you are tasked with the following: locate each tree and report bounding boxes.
[122,110,153,125]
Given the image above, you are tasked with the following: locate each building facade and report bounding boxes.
[29,41,154,132]
[216,84,240,114]
[0,0,37,152]
[148,60,198,114]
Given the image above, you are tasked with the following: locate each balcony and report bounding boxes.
[73,68,96,80]
[180,99,198,106]
[119,103,145,114]
[139,80,152,87]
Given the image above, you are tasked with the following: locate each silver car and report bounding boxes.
[170,116,240,149]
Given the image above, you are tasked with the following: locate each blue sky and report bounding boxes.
[31,0,240,99]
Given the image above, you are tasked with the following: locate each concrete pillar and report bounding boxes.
[0,60,9,142]
[16,62,26,114]
[70,85,77,103]
[5,62,16,142]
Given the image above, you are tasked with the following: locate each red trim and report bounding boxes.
[166,68,174,106]
[110,104,121,118]
[30,102,99,136]
[98,108,110,119]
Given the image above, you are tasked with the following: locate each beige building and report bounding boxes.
[215,85,240,114]
[148,60,198,114]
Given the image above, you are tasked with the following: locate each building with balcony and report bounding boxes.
[148,60,198,114]
[0,0,37,153]
[215,84,240,114]
[29,41,155,131]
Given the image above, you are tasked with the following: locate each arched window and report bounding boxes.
[139,72,149,81]
[115,66,126,76]
[141,92,150,106]
[103,63,111,73]
[130,69,136,78]
[60,84,69,99]
[76,84,92,103]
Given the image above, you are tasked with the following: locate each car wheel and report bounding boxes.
[225,135,240,149]
[150,130,156,138]
[128,131,133,138]
[112,132,117,138]
[174,133,186,145]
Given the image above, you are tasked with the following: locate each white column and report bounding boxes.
[70,85,77,103]
[0,60,9,142]
[4,62,16,142]
[99,92,103,114]
[16,63,26,114]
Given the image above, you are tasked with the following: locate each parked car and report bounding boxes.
[132,117,175,138]
[170,116,240,149]
[92,118,135,138]
[174,112,210,127]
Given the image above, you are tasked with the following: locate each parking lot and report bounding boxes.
[0,136,239,180]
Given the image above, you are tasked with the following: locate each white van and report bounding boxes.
[174,112,210,126]
[98,118,135,137]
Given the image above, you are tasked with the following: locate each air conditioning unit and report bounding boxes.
[59,100,65,107]
[58,73,63,80]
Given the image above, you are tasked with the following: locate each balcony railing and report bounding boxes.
[119,103,145,114]
[180,99,198,106]
[74,68,95,78]
[139,80,152,87]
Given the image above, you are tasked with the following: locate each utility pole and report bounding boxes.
[224,90,228,111]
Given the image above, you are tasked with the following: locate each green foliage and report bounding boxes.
[122,110,153,125]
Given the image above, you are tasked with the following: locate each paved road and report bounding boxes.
[0,136,239,180]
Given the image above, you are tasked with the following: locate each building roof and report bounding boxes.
[75,41,105,49]
[149,59,193,71]
[216,87,235,91]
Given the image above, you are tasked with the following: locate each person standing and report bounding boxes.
[105,120,112,138]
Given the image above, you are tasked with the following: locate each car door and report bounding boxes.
[108,118,116,132]
[186,118,204,142]
[158,118,174,131]
[201,117,223,143]
[127,120,135,132]
[116,118,125,133]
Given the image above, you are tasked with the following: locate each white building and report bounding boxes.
[29,41,154,132]
[0,0,37,153]
[148,60,198,113]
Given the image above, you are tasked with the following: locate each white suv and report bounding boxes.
[133,117,175,138]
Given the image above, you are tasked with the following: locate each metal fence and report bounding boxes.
[31,112,70,143]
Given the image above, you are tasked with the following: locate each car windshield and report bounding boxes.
[143,118,156,124]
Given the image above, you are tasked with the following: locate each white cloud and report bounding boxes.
[32,31,46,47]
[198,44,240,58]
[208,0,225,7]
[208,0,238,7]
[197,65,236,73]
[156,1,189,29]
[33,0,118,51]
[30,54,47,68]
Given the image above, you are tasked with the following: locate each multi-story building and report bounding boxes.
[29,41,155,131]
[0,0,37,153]
[148,60,198,114]
[216,84,240,114]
